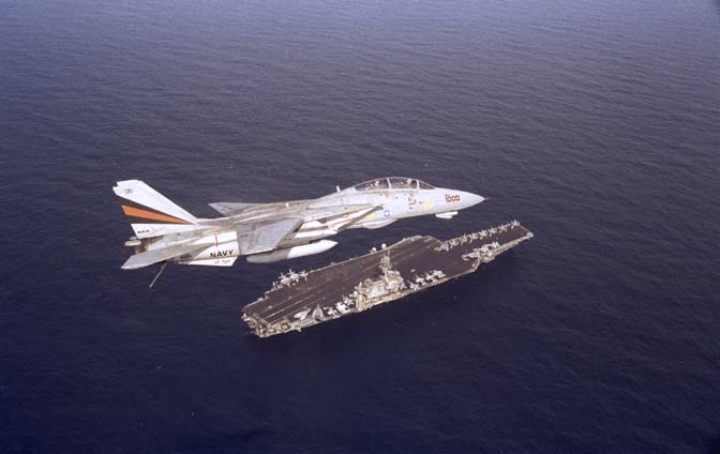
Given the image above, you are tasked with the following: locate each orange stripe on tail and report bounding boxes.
[121,205,189,224]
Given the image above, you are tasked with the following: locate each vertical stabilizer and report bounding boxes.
[113,180,200,238]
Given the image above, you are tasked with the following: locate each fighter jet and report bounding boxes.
[114,177,484,276]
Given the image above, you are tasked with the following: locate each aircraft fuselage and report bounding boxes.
[115,177,485,269]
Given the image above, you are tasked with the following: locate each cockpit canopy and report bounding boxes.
[351,177,435,192]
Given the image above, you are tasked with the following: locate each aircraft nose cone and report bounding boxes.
[461,191,485,208]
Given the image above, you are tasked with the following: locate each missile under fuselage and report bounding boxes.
[246,240,338,264]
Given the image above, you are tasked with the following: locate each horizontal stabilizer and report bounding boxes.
[121,242,204,270]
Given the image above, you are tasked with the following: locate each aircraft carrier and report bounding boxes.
[242,221,533,338]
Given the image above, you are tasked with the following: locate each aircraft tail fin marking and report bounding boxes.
[120,204,190,224]
[114,179,198,225]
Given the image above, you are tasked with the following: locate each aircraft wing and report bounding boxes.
[237,218,303,255]
[304,203,380,222]
[208,202,258,216]
[121,242,206,270]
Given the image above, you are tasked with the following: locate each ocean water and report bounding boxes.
[1,0,719,452]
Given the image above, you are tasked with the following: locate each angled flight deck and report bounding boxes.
[243,221,533,337]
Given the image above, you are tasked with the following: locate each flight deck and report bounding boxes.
[242,221,533,337]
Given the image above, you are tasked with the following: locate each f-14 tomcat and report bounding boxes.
[114,177,485,273]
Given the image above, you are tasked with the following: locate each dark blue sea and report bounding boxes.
[1,0,719,452]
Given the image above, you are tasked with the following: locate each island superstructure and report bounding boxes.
[242,221,533,337]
